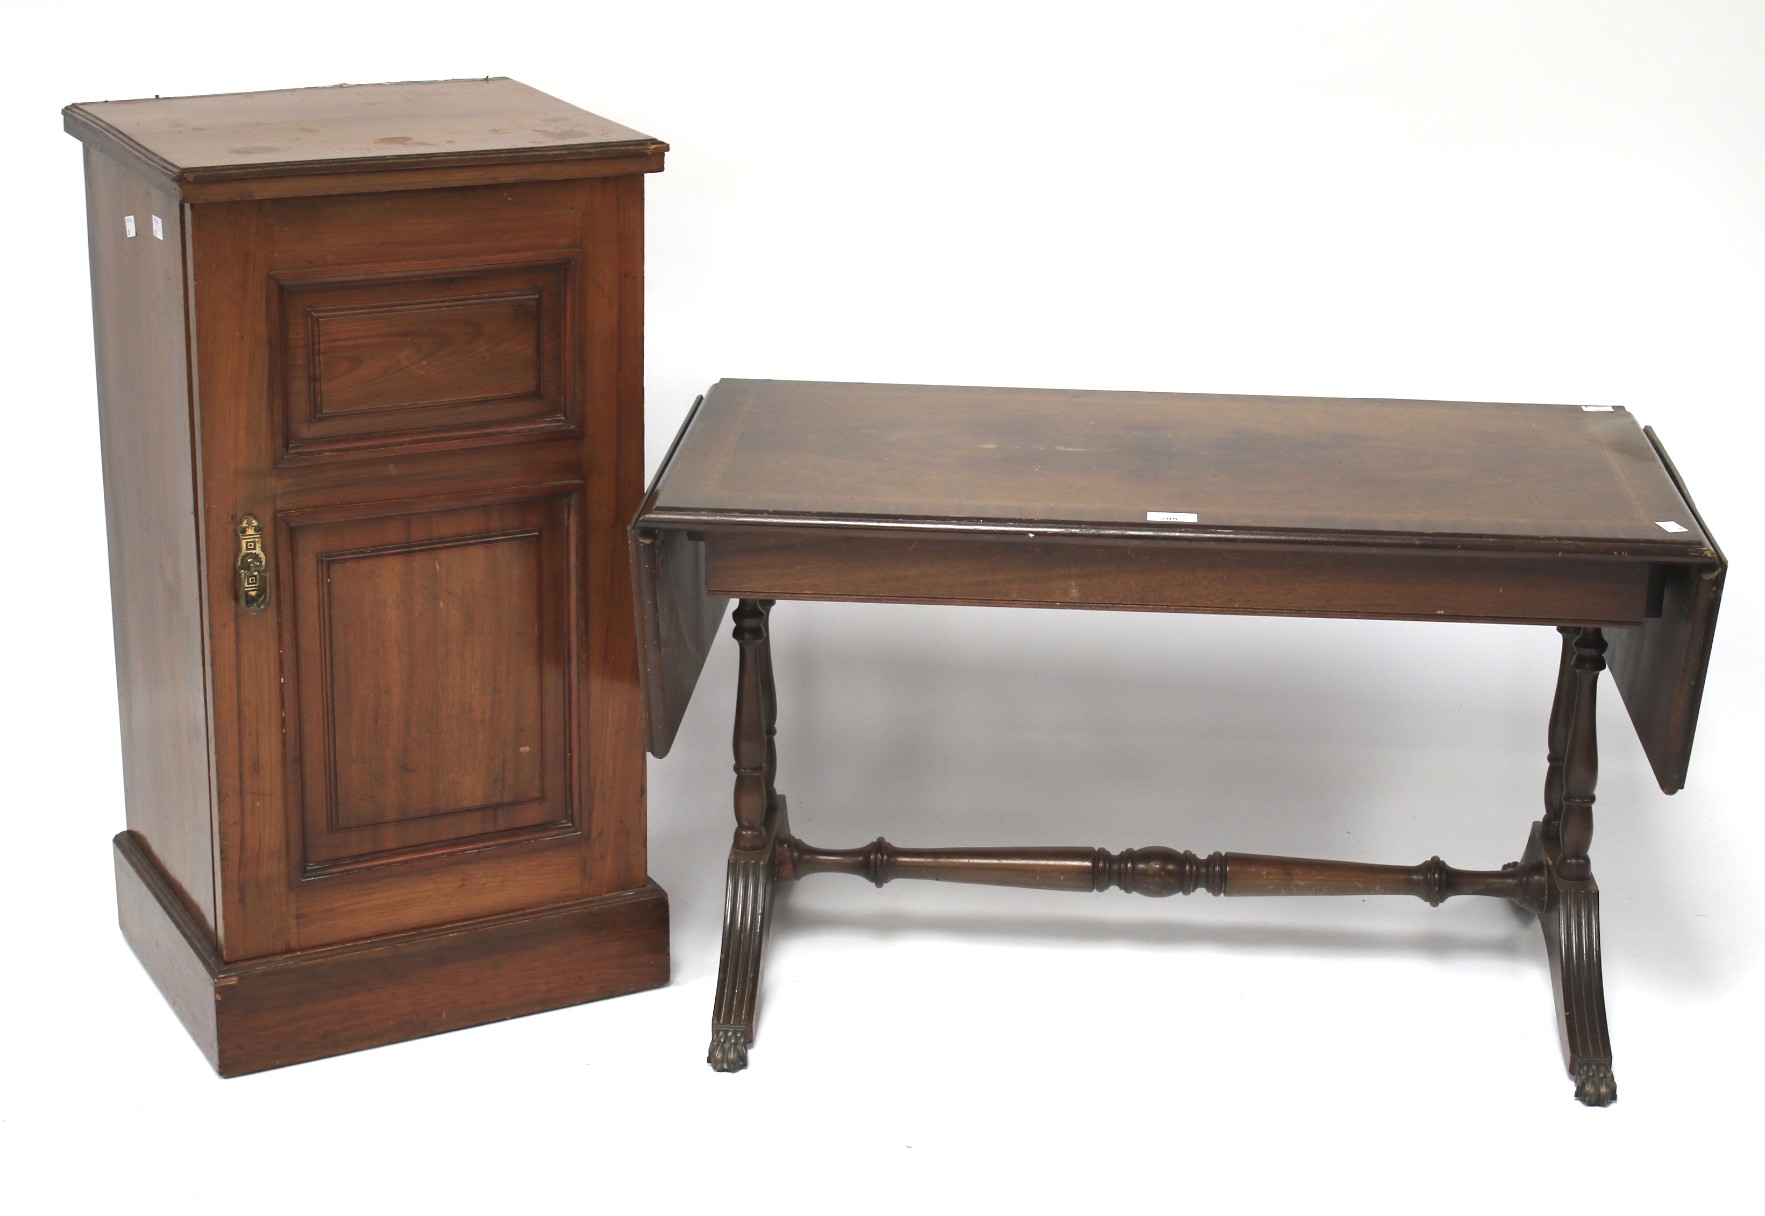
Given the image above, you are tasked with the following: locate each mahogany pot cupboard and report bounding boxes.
[67,79,668,1074]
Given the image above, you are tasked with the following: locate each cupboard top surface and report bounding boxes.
[64,78,663,184]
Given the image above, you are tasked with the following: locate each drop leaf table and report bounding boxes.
[633,379,1725,1105]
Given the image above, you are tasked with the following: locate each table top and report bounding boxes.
[64,78,663,187]
[648,380,1712,558]
[637,379,1724,790]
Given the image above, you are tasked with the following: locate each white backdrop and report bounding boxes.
[3,2,1759,1209]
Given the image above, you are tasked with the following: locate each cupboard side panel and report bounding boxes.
[83,148,218,932]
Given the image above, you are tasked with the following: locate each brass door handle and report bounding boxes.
[236,514,269,613]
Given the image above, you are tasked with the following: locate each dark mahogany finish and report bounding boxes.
[634,379,1727,1104]
[63,78,663,201]
[648,381,1699,544]
[70,80,668,1074]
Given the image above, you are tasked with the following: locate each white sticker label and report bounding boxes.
[151,215,164,240]
[1656,520,1688,533]
[123,215,136,238]
[1147,511,1199,523]
[1581,405,1615,412]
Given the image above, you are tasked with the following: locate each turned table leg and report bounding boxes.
[1542,626,1576,843]
[709,600,786,1072]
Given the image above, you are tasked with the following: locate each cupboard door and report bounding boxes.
[283,493,579,875]
[193,177,648,957]
[261,487,598,949]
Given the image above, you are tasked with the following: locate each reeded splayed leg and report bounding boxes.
[709,600,784,1072]
[709,809,785,1071]
[1536,626,1616,1106]
[1547,868,1614,1105]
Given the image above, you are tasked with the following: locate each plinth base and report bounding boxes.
[114,830,669,1076]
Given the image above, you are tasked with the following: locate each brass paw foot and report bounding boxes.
[1573,1061,1617,1107]
[708,1026,749,1073]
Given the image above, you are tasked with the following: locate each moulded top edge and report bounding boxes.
[64,78,665,183]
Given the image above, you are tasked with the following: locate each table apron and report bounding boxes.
[701,529,1656,626]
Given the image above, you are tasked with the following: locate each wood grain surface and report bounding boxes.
[652,379,1712,553]
[64,78,664,186]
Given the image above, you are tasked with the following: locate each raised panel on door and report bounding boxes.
[275,258,576,458]
[272,485,596,948]
[283,493,578,875]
